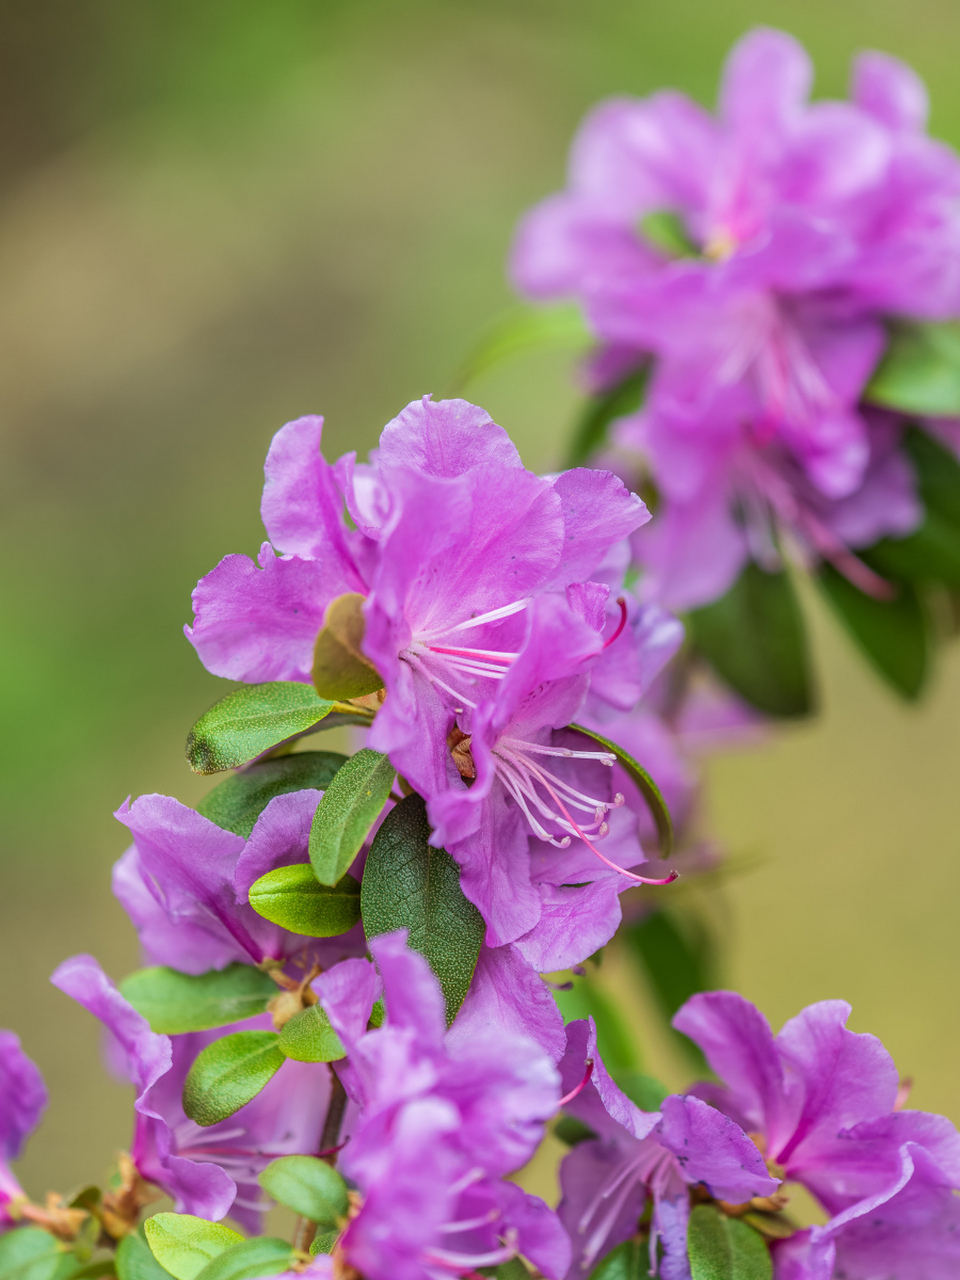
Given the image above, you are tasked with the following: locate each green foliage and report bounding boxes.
[478,1261,533,1279]
[248,865,361,937]
[624,909,713,1071]
[0,1229,74,1280]
[191,1240,293,1280]
[567,367,647,468]
[196,751,347,838]
[554,1115,597,1146]
[570,724,673,856]
[308,1234,338,1257]
[866,429,960,589]
[361,793,485,1024]
[115,1232,171,1280]
[309,748,396,885]
[278,1003,345,1062]
[689,562,813,718]
[638,210,699,259]
[866,320,960,417]
[119,964,277,1034]
[311,593,385,700]
[258,1155,349,1228]
[182,1031,285,1126]
[818,564,929,699]
[588,1239,645,1278]
[143,1216,243,1280]
[551,969,641,1074]
[612,1069,669,1112]
[453,302,590,391]
[186,682,369,774]
[686,1205,772,1280]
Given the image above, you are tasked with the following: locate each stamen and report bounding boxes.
[602,597,629,650]
[559,1060,594,1108]
[421,598,530,640]
[438,1210,500,1234]
[427,645,517,664]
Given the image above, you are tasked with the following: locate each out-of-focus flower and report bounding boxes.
[0,1033,46,1229]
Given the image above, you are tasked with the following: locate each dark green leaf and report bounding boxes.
[278,1004,345,1062]
[866,429,960,588]
[0,1229,73,1280]
[866,321,960,417]
[196,752,347,838]
[569,724,672,857]
[551,970,641,1074]
[624,909,713,1072]
[258,1156,349,1228]
[818,564,929,699]
[587,1238,645,1279]
[143,1216,243,1280]
[309,749,396,885]
[638,210,699,258]
[182,1032,285,1127]
[453,303,590,392]
[361,794,484,1024]
[567,367,647,468]
[119,964,277,1034]
[116,1231,171,1280]
[689,562,813,718]
[68,1263,116,1280]
[248,865,361,937]
[687,1205,772,1280]
[192,1240,293,1280]
[554,1115,597,1146]
[186,682,369,775]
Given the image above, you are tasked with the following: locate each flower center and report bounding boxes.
[403,599,529,711]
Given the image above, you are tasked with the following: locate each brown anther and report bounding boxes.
[100,1153,159,1239]
[448,727,476,779]
[750,1192,790,1213]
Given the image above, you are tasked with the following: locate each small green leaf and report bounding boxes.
[116,1232,171,1280]
[196,752,347,838]
[186,682,368,775]
[638,210,699,258]
[625,909,713,1072]
[68,1262,116,1280]
[143,1216,243,1280]
[478,1262,533,1279]
[312,593,384,700]
[569,724,672,857]
[361,794,485,1024]
[308,1234,338,1257]
[0,1229,72,1280]
[689,562,813,718]
[567,367,647,468]
[687,1205,772,1280]
[258,1155,349,1228]
[587,1238,645,1279]
[279,1003,345,1062]
[248,865,361,937]
[452,302,591,392]
[866,320,960,417]
[192,1239,293,1280]
[866,428,960,588]
[119,964,278,1034]
[309,749,396,886]
[182,1032,285,1127]
[818,563,929,699]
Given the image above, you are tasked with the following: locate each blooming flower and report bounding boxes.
[556,1019,778,1278]
[316,931,570,1280]
[0,1033,46,1228]
[51,955,329,1231]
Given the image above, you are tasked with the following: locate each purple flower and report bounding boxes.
[51,955,329,1231]
[316,931,570,1280]
[0,1033,46,1227]
[112,791,364,975]
[556,1019,778,1278]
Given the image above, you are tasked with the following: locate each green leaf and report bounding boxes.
[478,1262,533,1279]
[818,563,929,699]
[309,748,396,885]
[687,1205,772,1280]
[182,1031,285,1126]
[361,793,485,1024]
[192,1240,293,1280]
[186,682,369,775]
[278,1003,345,1062]
[258,1155,349,1228]
[248,865,361,937]
[567,367,647,468]
[866,320,960,417]
[638,210,699,258]
[551,970,640,1073]
[587,1238,645,1279]
[119,964,278,1034]
[143,1216,243,1280]
[68,1263,116,1280]
[569,724,672,857]
[689,562,813,718]
[624,909,713,1072]
[612,1069,669,1112]
[866,428,960,588]
[453,303,591,391]
[116,1232,171,1280]
[554,1115,597,1146]
[307,1234,338,1257]
[0,1229,72,1280]
[312,593,384,700]
[196,751,347,838]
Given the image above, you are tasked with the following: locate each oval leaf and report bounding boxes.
[279,1003,345,1062]
[182,1032,284,1127]
[0,1229,72,1280]
[361,793,484,1024]
[309,748,396,885]
[116,1233,172,1280]
[192,1240,293,1280]
[568,723,672,857]
[312,593,384,700]
[186,682,368,775]
[143,1216,243,1280]
[866,320,960,417]
[196,751,347,837]
[588,1239,645,1279]
[119,964,278,1034]
[258,1155,349,1228]
[687,1205,772,1280]
[248,865,361,937]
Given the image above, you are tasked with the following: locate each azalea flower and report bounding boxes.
[0,1033,46,1228]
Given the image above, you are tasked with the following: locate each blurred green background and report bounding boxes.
[2,0,960,1205]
